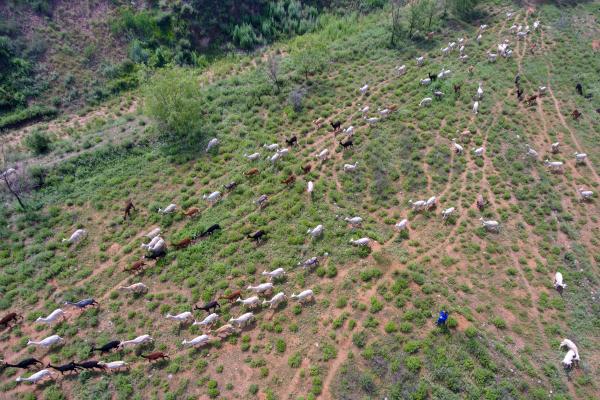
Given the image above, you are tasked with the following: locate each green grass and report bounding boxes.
[1,1,599,399]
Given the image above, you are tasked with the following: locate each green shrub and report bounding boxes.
[23,130,51,155]
[405,356,422,373]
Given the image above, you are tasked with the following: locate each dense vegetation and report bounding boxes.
[0,0,599,399]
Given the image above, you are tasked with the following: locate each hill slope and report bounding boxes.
[0,1,599,399]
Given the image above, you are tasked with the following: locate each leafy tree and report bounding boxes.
[293,39,327,82]
[143,68,205,140]
[390,0,407,47]
[451,0,480,20]
[23,130,51,155]
[406,0,426,39]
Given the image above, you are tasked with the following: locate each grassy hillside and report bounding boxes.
[0,0,599,399]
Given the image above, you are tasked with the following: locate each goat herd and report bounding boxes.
[0,10,592,389]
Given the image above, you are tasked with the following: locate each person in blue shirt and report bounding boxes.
[436,310,448,326]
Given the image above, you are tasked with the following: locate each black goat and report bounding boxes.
[74,360,106,371]
[224,181,237,191]
[47,362,82,375]
[428,72,437,81]
[64,298,98,309]
[339,140,353,149]
[576,83,583,96]
[248,230,266,242]
[0,358,43,370]
[330,121,341,131]
[199,224,221,238]
[194,300,220,313]
[285,136,298,146]
[90,340,121,355]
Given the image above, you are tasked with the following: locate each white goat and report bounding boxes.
[193,313,219,328]
[141,235,161,250]
[345,216,362,227]
[473,147,484,157]
[574,152,587,164]
[244,152,261,161]
[359,84,369,95]
[459,54,469,63]
[62,229,87,244]
[307,181,314,195]
[578,188,594,201]
[420,78,432,86]
[118,282,149,294]
[27,335,64,348]
[290,290,314,304]
[343,126,355,136]
[472,101,479,114]
[554,272,567,291]
[203,191,221,205]
[517,31,527,40]
[298,257,319,268]
[551,142,560,153]
[477,83,483,99]
[262,292,287,309]
[544,159,564,173]
[480,218,500,232]
[145,227,161,239]
[158,204,177,214]
[562,349,576,369]
[98,361,129,371]
[420,97,433,107]
[476,34,482,43]
[317,149,329,161]
[395,65,407,76]
[442,207,455,220]
[434,90,444,99]
[247,282,274,294]
[211,324,238,339]
[409,199,427,211]
[560,339,580,361]
[261,268,285,280]
[36,309,65,324]
[344,162,358,172]
[360,105,370,114]
[182,334,211,347]
[206,138,219,152]
[15,369,54,383]
[364,116,380,124]
[263,143,279,151]
[379,108,390,117]
[452,139,463,154]
[538,86,547,95]
[229,312,255,328]
[533,21,540,30]
[526,145,538,158]
[270,152,282,164]
[119,334,152,347]
[441,46,450,56]
[349,237,371,246]
[307,224,324,238]
[416,56,424,66]
[165,311,193,323]
[236,296,261,309]
[277,148,289,157]
[426,196,437,210]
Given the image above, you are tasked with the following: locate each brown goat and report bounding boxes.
[476,194,485,211]
[0,312,22,328]
[141,352,170,362]
[125,260,146,274]
[302,164,312,174]
[571,109,582,120]
[387,104,398,112]
[173,238,192,250]
[525,95,538,106]
[281,175,296,185]
[244,168,259,177]
[219,290,242,303]
[123,200,136,220]
[183,207,200,218]
[453,84,461,95]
